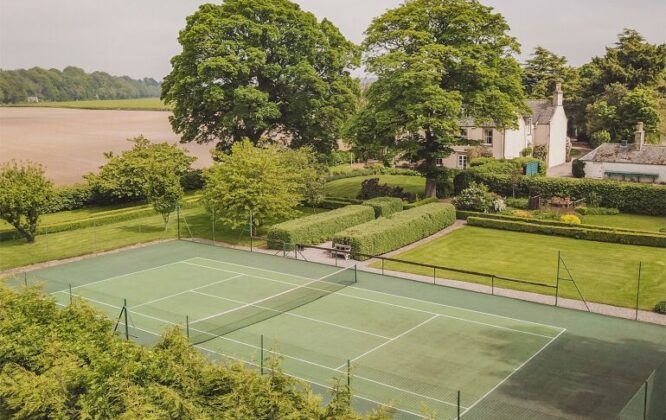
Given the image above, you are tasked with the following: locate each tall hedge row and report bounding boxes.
[333,203,456,260]
[467,173,666,216]
[267,205,375,249]
[467,217,666,248]
[362,197,404,218]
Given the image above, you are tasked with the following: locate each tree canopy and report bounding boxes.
[0,285,385,419]
[522,46,579,99]
[0,161,53,242]
[162,0,361,154]
[85,136,196,203]
[0,66,160,104]
[346,0,527,197]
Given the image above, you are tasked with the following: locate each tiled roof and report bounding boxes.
[580,143,666,165]
[526,99,556,124]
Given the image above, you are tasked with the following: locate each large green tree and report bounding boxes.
[522,46,579,99]
[144,166,184,226]
[162,0,360,154]
[0,161,53,242]
[347,0,527,197]
[85,136,195,202]
[202,140,307,231]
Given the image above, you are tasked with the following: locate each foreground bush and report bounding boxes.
[267,205,375,249]
[0,286,380,419]
[333,203,456,259]
[362,197,404,218]
[467,217,666,248]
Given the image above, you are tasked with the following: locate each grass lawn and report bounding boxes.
[374,226,666,310]
[0,205,325,271]
[581,213,666,233]
[10,98,170,111]
[324,175,426,199]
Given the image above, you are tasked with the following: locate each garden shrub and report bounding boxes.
[533,144,547,161]
[362,197,403,218]
[560,214,582,224]
[589,130,611,149]
[435,167,459,198]
[467,217,666,248]
[45,184,93,213]
[453,171,476,195]
[654,301,666,314]
[326,167,421,181]
[453,182,496,212]
[333,203,456,259]
[572,159,585,178]
[403,197,438,210]
[576,206,620,215]
[180,169,205,191]
[511,209,533,218]
[506,197,529,209]
[357,178,417,202]
[468,172,666,216]
[267,205,374,249]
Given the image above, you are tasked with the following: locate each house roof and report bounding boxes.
[526,99,556,124]
[580,143,666,165]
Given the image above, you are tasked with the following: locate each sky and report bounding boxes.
[1,0,665,81]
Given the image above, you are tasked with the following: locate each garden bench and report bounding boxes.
[331,243,351,260]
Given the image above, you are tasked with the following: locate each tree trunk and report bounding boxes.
[425,178,437,198]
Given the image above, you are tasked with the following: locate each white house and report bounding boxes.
[437,84,568,169]
[579,122,666,183]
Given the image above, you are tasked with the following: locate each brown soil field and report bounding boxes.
[0,107,215,185]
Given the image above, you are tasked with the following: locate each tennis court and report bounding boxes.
[8,240,664,419]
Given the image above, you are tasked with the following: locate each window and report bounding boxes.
[460,128,468,140]
[526,118,532,135]
[457,154,468,169]
[436,158,444,166]
[484,129,493,145]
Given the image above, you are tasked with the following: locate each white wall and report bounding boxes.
[583,161,666,183]
[547,106,568,167]
[503,118,528,159]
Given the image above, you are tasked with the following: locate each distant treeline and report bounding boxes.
[0,66,161,103]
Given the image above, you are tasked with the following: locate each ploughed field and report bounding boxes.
[0,107,214,185]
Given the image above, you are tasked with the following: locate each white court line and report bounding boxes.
[460,328,567,418]
[132,274,244,308]
[188,266,351,325]
[188,256,566,334]
[183,260,557,340]
[190,289,391,339]
[335,315,439,371]
[65,261,185,292]
[59,292,455,413]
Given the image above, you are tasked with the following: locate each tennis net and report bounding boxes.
[189,266,357,345]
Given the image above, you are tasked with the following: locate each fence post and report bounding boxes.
[24,272,28,288]
[491,275,495,295]
[212,208,216,242]
[335,248,338,267]
[186,315,190,340]
[381,258,384,276]
[457,390,461,419]
[433,266,436,284]
[635,262,642,321]
[123,299,129,340]
[643,380,649,420]
[346,359,351,388]
[354,265,358,283]
[260,334,264,375]
[176,206,181,240]
[69,283,72,305]
[555,251,561,307]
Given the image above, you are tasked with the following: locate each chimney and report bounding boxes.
[634,122,645,150]
[552,82,563,107]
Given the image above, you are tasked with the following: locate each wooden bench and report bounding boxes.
[331,243,351,260]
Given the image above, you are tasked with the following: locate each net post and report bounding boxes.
[260,334,264,375]
[186,315,190,340]
[346,359,351,388]
[123,298,129,340]
[555,251,561,306]
[491,275,495,295]
[635,262,642,320]
[176,205,181,240]
[457,390,461,419]
[69,283,72,305]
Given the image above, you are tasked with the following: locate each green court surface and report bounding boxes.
[8,241,666,419]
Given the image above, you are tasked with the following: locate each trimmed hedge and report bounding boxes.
[362,197,403,218]
[267,205,375,249]
[468,172,666,216]
[467,217,666,248]
[403,197,438,210]
[318,199,352,209]
[576,206,620,215]
[456,211,666,236]
[333,203,456,260]
[324,196,363,204]
[326,167,420,182]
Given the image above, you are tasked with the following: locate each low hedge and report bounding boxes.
[576,206,620,215]
[457,211,665,236]
[318,199,351,210]
[403,197,438,210]
[326,167,420,182]
[362,197,403,218]
[333,203,456,260]
[324,196,363,205]
[467,217,666,248]
[267,205,375,249]
[466,172,666,216]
